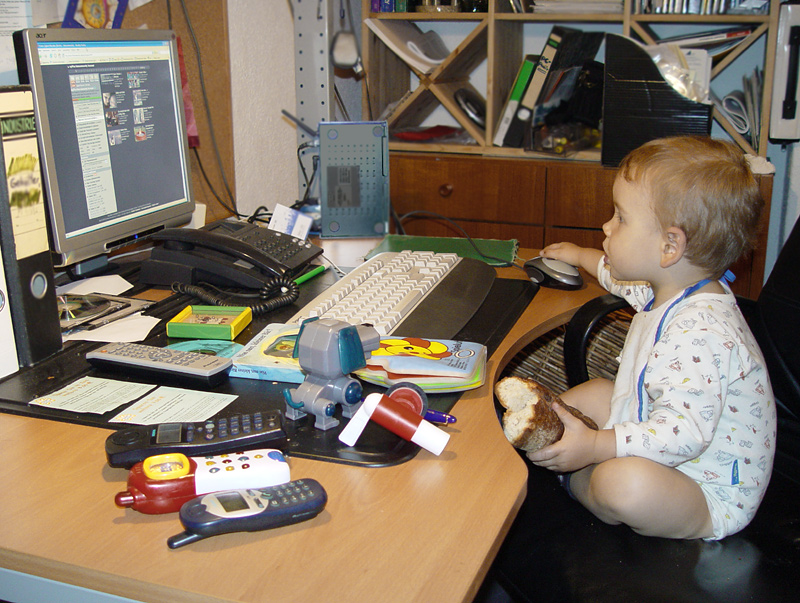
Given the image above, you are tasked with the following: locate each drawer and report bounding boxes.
[545,227,605,250]
[390,153,546,225]
[546,163,616,229]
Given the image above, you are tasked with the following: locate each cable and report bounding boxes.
[191,148,241,217]
[334,84,351,121]
[396,209,525,270]
[293,148,320,209]
[246,206,273,225]
[171,277,300,317]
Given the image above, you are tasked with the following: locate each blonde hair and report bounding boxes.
[617,136,764,278]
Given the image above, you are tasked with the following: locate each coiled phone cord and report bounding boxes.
[171,276,300,317]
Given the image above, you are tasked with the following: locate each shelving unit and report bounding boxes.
[362,0,780,159]
[361,1,778,299]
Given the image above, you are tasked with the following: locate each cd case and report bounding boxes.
[166,305,252,340]
[58,293,153,332]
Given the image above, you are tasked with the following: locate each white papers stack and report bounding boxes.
[530,0,623,13]
[364,19,449,75]
[711,90,750,134]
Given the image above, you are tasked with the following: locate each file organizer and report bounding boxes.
[601,34,712,167]
[319,121,390,238]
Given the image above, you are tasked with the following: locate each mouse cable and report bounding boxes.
[396,210,526,271]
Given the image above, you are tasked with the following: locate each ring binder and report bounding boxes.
[0,86,62,367]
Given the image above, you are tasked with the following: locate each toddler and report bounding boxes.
[530,136,776,540]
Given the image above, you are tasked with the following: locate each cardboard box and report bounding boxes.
[601,34,712,167]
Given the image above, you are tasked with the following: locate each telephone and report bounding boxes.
[139,220,323,290]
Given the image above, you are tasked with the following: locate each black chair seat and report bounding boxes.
[490,444,800,603]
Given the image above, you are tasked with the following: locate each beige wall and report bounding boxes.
[228,0,299,218]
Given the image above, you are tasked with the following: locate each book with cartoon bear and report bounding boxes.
[354,336,486,393]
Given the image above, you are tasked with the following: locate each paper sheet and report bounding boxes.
[62,312,160,343]
[29,376,156,414]
[109,386,237,425]
[56,274,134,296]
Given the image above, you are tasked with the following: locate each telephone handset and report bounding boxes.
[139,220,323,290]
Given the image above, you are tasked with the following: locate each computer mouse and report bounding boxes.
[523,257,583,290]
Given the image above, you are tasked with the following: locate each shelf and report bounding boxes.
[362,0,780,159]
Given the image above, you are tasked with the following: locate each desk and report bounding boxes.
[0,258,604,603]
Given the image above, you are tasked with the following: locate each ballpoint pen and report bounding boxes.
[424,409,457,424]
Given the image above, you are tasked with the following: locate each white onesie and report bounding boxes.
[598,263,776,539]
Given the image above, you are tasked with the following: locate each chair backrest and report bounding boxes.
[750,216,800,419]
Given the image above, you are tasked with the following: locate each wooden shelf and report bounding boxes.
[362,0,780,159]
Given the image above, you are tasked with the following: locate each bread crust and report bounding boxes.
[495,376,598,452]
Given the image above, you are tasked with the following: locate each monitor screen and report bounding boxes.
[15,28,194,274]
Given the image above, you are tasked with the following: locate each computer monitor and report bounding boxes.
[15,28,194,275]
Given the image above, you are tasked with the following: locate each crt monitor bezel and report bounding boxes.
[16,27,195,269]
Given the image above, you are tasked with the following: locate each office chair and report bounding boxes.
[484,218,800,603]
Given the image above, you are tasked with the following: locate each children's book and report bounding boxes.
[231,325,486,393]
[354,336,487,393]
[230,323,305,383]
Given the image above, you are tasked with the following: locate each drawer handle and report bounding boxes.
[438,184,453,197]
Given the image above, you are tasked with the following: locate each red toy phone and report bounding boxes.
[115,449,290,514]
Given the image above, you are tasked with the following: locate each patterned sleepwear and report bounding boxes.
[598,263,776,539]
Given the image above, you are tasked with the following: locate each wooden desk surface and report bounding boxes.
[0,262,604,603]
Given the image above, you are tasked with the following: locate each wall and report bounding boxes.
[227,0,300,219]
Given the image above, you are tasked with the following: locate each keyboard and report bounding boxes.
[288,251,497,339]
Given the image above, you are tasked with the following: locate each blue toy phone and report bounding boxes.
[167,479,327,548]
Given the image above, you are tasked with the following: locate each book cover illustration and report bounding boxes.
[355,336,487,393]
[230,323,305,383]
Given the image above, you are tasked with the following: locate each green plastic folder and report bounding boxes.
[366,235,518,266]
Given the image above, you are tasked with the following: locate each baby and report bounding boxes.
[530,136,776,540]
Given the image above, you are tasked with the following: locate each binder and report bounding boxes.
[503,29,563,148]
[0,86,62,366]
[493,54,538,147]
[0,243,20,379]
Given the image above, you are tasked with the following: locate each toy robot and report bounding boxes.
[283,318,380,430]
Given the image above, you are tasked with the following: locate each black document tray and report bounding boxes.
[0,274,536,467]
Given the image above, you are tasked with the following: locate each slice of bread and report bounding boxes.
[495,376,598,452]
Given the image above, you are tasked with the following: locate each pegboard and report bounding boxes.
[292,0,335,201]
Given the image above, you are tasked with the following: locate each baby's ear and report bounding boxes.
[661,226,687,268]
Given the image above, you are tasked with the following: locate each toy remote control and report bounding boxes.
[167,478,327,549]
[105,411,287,468]
[86,341,233,387]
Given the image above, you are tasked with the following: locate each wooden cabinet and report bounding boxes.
[390,152,771,299]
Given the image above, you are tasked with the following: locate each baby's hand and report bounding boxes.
[540,242,584,267]
[527,402,601,473]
